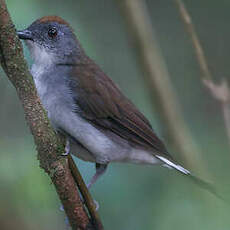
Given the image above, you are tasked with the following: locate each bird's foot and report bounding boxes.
[62,139,70,156]
[79,192,100,211]
[93,199,100,211]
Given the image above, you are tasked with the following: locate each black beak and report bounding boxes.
[17,30,33,40]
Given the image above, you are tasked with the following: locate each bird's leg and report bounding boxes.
[87,163,108,190]
[85,163,107,210]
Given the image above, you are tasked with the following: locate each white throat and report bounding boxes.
[26,40,54,80]
[26,41,55,103]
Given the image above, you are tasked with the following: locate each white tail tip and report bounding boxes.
[156,155,190,175]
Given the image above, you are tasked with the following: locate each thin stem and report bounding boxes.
[174,0,230,144]
[174,0,212,80]
[68,155,104,230]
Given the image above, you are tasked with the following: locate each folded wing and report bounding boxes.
[70,59,172,160]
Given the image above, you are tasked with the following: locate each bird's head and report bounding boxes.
[17,16,84,65]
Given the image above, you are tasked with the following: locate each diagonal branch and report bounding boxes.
[174,0,212,81]
[68,155,103,229]
[0,1,103,229]
[174,0,230,145]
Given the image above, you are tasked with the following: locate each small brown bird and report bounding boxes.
[17,16,217,195]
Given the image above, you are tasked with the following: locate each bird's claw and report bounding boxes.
[79,194,100,211]
[61,151,69,156]
[62,140,70,156]
[93,199,100,211]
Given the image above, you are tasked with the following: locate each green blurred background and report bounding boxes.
[1,0,230,229]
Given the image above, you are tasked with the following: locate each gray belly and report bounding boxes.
[49,104,159,165]
[69,138,96,162]
[34,77,159,165]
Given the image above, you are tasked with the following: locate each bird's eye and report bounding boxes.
[48,27,58,38]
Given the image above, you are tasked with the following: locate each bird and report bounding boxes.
[17,16,218,195]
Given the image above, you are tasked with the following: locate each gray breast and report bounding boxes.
[30,63,159,165]
[31,63,76,126]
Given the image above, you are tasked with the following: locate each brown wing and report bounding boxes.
[70,59,170,157]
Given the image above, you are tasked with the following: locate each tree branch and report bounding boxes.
[174,0,230,145]
[0,1,103,229]
[174,0,212,81]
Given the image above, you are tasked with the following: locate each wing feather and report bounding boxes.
[70,59,171,158]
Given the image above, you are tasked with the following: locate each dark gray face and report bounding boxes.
[17,20,82,65]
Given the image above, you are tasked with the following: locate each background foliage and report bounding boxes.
[0,0,230,229]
